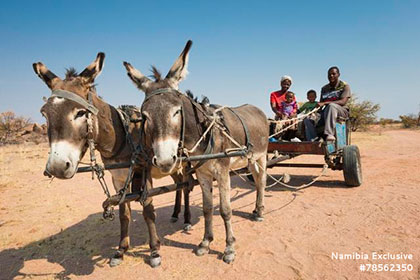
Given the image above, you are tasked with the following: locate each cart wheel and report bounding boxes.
[342,145,362,187]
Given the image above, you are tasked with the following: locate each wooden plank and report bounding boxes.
[267,141,325,155]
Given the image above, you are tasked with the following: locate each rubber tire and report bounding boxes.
[342,145,362,187]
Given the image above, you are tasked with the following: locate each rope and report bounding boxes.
[184,106,226,154]
[265,163,328,190]
[190,105,326,190]
[269,107,320,138]
[230,156,327,190]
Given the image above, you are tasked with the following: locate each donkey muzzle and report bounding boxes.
[152,155,178,173]
[45,159,76,179]
[46,141,81,179]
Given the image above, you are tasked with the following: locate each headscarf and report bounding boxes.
[280,75,293,84]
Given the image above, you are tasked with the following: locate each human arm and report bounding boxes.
[270,101,279,115]
[299,102,308,113]
[270,93,284,118]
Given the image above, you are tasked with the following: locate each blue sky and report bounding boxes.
[1,0,419,123]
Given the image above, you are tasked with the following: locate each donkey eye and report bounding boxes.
[75,110,87,119]
[173,109,181,117]
[142,111,151,122]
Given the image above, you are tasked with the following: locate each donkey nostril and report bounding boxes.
[152,156,158,166]
[65,162,71,170]
[172,155,177,163]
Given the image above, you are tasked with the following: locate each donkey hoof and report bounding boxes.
[223,251,235,264]
[110,256,123,267]
[183,223,192,231]
[252,216,264,222]
[195,246,209,256]
[149,253,161,268]
[170,216,178,223]
[251,211,264,222]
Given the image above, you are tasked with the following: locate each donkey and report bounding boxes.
[33,53,191,267]
[124,40,268,263]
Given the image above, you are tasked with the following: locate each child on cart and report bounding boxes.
[299,90,321,141]
[299,89,318,114]
[270,92,299,140]
[278,91,297,120]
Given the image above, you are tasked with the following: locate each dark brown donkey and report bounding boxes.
[124,41,268,263]
[33,53,191,267]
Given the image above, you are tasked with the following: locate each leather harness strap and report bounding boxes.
[226,107,253,151]
[51,89,99,115]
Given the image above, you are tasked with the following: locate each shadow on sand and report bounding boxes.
[228,173,350,219]
[1,174,350,279]
[231,173,348,192]
[0,204,201,279]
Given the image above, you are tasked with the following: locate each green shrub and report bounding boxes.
[399,114,419,128]
[348,95,380,131]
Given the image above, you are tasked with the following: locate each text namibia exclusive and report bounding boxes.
[331,252,413,260]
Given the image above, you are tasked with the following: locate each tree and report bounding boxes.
[348,95,380,131]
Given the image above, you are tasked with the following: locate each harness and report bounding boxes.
[48,89,145,220]
[46,87,253,219]
[142,88,252,174]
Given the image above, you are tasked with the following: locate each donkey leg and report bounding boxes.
[217,171,236,264]
[171,189,182,223]
[248,156,267,222]
[170,173,183,222]
[183,187,192,231]
[141,169,161,268]
[195,174,214,256]
[142,199,162,268]
[182,172,194,231]
[110,202,131,267]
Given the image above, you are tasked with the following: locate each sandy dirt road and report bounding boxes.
[0,129,419,279]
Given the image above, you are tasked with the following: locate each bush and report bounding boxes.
[348,95,380,131]
[379,118,396,127]
[0,111,31,143]
[399,114,419,128]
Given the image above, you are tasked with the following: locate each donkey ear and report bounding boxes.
[79,52,105,83]
[123,61,152,92]
[165,40,192,88]
[32,62,61,89]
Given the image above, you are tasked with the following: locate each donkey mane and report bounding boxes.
[149,66,162,82]
[65,67,79,79]
[185,90,210,106]
[63,67,99,94]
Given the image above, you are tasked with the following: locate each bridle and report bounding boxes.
[48,89,100,164]
[141,88,187,161]
[44,89,139,219]
[141,88,218,173]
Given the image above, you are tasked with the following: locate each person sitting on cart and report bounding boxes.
[278,91,297,119]
[299,89,318,114]
[299,90,321,140]
[270,75,296,120]
[308,66,351,141]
